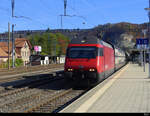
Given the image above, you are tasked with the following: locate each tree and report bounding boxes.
[46,28,50,32]
[27,32,70,56]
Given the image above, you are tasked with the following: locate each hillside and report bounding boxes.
[85,22,148,53]
[0,22,148,54]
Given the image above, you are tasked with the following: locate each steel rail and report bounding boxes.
[24,89,73,113]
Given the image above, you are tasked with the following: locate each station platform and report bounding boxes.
[60,63,150,113]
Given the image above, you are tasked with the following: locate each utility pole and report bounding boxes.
[8,23,10,70]
[11,0,14,17]
[64,0,67,16]
[60,15,63,29]
[60,0,67,29]
[59,0,86,29]
[12,24,15,68]
[48,33,51,55]
[145,0,150,77]
[11,0,31,67]
[53,38,56,64]
[11,0,15,68]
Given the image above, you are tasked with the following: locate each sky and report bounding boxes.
[0,0,149,33]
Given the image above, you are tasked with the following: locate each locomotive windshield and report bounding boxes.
[67,47,97,59]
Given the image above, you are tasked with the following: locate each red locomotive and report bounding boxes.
[64,36,126,86]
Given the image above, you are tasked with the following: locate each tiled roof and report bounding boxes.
[1,46,12,53]
[0,38,32,58]
[0,38,32,48]
[0,42,8,47]
[15,38,32,49]
[0,47,8,57]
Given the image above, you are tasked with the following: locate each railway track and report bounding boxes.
[0,64,64,77]
[0,71,64,95]
[0,68,89,113]
[0,75,88,113]
[0,67,63,84]
[24,89,85,113]
[0,64,128,113]
[0,64,64,96]
[0,69,64,95]
[0,75,66,113]
[0,64,92,113]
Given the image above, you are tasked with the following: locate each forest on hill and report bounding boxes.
[84,22,148,53]
[27,32,70,56]
[26,22,149,55]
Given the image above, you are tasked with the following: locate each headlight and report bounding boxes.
[68,69,73,71]
[89,69,95,72]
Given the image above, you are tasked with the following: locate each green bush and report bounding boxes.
[0,62,7,68]
[5,58,23,68]
[15,58,23,67]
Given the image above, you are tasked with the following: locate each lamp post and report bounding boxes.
[145,1,150,77]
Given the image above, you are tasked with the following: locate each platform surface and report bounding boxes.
[60,63,150,113]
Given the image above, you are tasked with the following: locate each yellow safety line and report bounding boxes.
[74,64,129,113]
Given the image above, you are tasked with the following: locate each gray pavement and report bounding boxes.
[60,63,150,113]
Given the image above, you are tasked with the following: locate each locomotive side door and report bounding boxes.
[97,47,105,81]
[100,47,105,78]
[103,47,105,78]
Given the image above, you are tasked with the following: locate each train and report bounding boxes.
[64,36,127,86]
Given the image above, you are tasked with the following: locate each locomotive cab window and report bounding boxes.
[67,47,97,59]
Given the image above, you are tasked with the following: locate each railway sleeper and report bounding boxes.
[24,89,72,113]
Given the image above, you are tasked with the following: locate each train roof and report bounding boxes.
[70,36,113,49]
